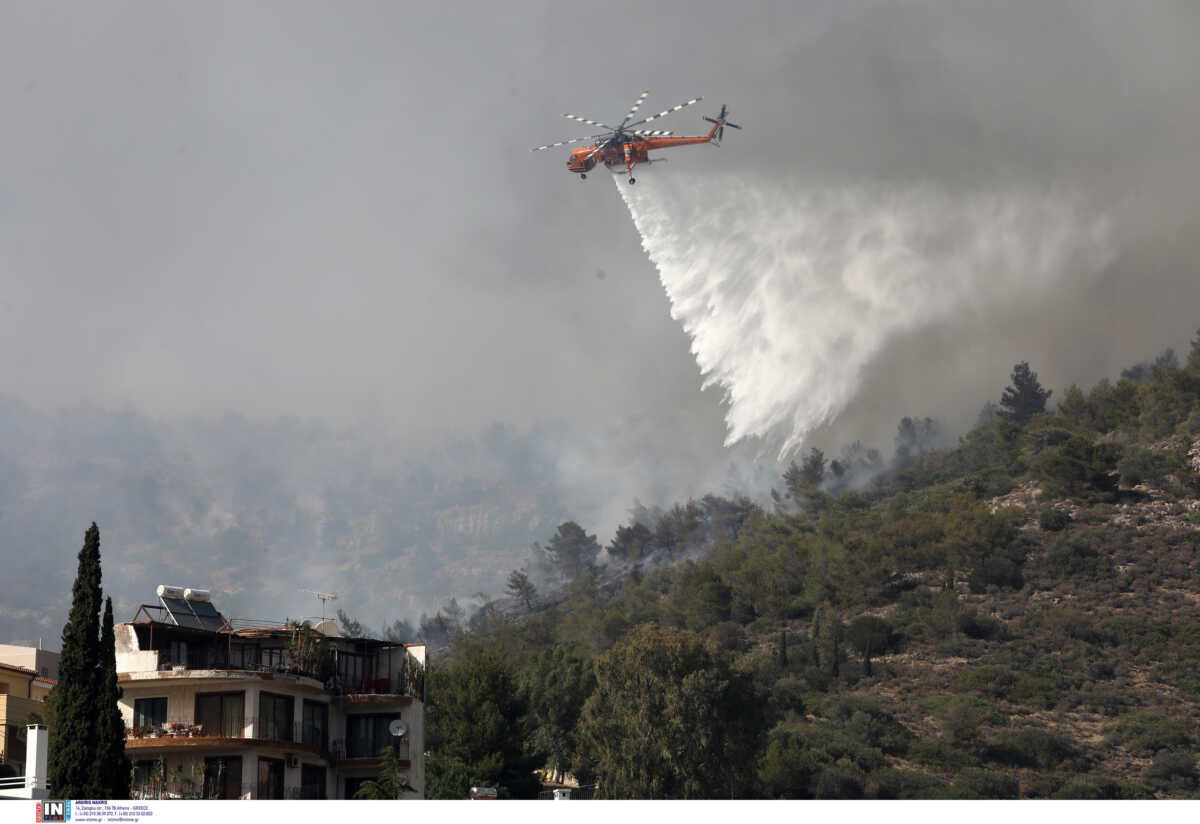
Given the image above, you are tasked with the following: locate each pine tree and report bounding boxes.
[50,523,103,798]
[545,522,601,578]
[92,597,131,799]
[999,361,1052,425]
[505,569,537,610]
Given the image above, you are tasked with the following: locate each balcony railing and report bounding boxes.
[132,781,256,800]
[126,717,329,753]
[327,737,410,762]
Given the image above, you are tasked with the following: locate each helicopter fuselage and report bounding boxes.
[565,126,721,178]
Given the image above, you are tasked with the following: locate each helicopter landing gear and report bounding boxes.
[628,177,636,185]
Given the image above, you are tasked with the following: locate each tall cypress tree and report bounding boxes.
[49,523,103,798]
[92,597,130,799]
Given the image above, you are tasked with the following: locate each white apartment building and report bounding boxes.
[115,586,424,800]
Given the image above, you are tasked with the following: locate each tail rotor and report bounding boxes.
[703,104,741,144]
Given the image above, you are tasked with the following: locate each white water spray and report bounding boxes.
[618,173,1113,457]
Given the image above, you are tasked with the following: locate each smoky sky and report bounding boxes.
[2,3,1200,635]
[3,1,1197,439]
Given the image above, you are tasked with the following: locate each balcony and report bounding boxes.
[327,737,410,765]
[125,718,330,757]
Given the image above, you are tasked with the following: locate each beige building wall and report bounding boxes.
[0,694,40,765]
[0,646,60,681]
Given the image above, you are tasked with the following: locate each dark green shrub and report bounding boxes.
[708,621,746,651]
[1034,434,1121,500]
[1025,606,1108,645]
[983,728,1079,770]
[1074,690,1130,716]
[1039,508,1072,531]
[1144,751,1199,793]
[950,767,1020,799]
[968,555,1025,592]
[824,696,915,756]
[1040,537,1103,577]
[1051,775,1152,799]
[868,768,951,799]
[1118,447,1170,487]
[908,739,979,770]
[951,665,1064,709]
[1107,712,1194,754]
[767,677,808,720]
[814,765,866,799]
[957,609,1006,640]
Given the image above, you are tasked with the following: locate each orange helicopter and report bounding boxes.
[531,92,740,184]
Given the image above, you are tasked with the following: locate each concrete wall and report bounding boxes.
[0,646,60,681]
[115,625,159,674]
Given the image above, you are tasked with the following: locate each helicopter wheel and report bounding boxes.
[628,177,636,185]
[580,174,586,180]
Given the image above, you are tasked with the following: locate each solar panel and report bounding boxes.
[160,597,205,630]
[189,600,227,631]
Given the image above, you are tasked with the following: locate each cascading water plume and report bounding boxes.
[617,173,1113,458]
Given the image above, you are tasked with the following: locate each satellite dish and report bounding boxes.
[388,719,408,738]
[313,619,341,637]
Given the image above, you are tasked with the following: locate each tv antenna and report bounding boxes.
[298,588,338,621]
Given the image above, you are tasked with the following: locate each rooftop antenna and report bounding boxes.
[298,588,339,621]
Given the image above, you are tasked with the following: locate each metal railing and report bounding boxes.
[132,654,424,701]
[132,781,255,800]
[536,784,598,801]
[128,717,330,753]
[327,737,409,761]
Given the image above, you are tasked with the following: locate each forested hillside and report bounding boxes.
[412,337,1200,799]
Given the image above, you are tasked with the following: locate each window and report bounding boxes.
[203,756,243,800]
[260,648,285,670]
[187,644,209,670]
[195,692,245,738]
[168,640,187,668]
[301,700,328,750]
[346,714,404,759]
[132,759,159,791]
[258,692,294,742]
[336,651,374,690]
[0,682,9,695]
[257,757,285,800]
[133,697,168,729]
[300,764,326,800]
[229,643,255,669]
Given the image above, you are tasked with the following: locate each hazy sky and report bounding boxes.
[3,1,1199,454]
[3,1,1200,641]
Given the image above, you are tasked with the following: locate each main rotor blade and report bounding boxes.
[633,129,675,136]
[530,133,608,152]
[563,113,614,130]
[619,90,650,127]
[627,96,703,128]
